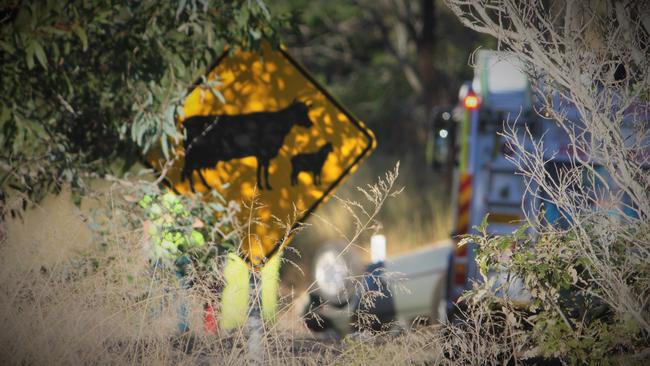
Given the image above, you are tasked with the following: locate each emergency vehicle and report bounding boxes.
[301,49,603,334]
[440,49,643,316]
[442,50,541,313]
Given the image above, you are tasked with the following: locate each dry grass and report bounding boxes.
[283,154,452,290]
[0,166,457,365]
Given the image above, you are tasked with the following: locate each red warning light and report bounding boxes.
[464,92,479,110]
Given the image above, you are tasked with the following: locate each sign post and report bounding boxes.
[247,271,264,364]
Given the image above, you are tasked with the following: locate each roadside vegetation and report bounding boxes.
[1,164,453,365]
[444,0,650,364]
[1,1,648,365]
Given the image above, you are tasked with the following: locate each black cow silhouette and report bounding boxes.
[181,100,314,191]
[290,143,333,186]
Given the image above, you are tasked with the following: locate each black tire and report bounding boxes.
[302,293,337,333]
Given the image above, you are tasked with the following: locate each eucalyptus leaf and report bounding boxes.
[32,41,48,69]
[72,25,88,51]
[25,41,36,70]
[1,0,285,207]
[0,40,16,54]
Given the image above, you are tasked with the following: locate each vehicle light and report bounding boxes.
[454,263,467,285]
[464,91,479,110]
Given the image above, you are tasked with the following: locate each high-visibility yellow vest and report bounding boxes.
[141,192,281,328]
[220,251,282,329]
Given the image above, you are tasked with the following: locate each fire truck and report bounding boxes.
[437,49,644,315]
[436,49,542,314]
[301,50,543,334]
[301,49,601,334]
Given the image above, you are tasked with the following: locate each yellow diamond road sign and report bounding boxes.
[151,43,375,266]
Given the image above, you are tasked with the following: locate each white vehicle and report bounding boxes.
[302,239,451,335]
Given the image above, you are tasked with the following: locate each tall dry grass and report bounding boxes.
[0,165,457,365]
[283,154,452,291]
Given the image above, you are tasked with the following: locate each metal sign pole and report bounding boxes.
[247,269,264,365]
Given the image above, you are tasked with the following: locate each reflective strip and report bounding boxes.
[457,212,470,233]
[459,188,472,206]
[453,263,467,285]
[455,173,473,234]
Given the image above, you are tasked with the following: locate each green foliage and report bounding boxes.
[141,192,205,266]
[87,174,242,281]
[0,0,285,206]
[136,185,239,274]
[461,217,649,364]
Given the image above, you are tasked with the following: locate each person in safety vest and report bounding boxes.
[140,191,282,334]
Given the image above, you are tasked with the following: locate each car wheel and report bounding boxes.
[312,241,363,307]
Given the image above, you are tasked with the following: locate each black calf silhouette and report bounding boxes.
[181,100,314,191]
[290,143,333,186]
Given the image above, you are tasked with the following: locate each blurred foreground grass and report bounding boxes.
[0,167,450,365]
[283,154,452,290]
